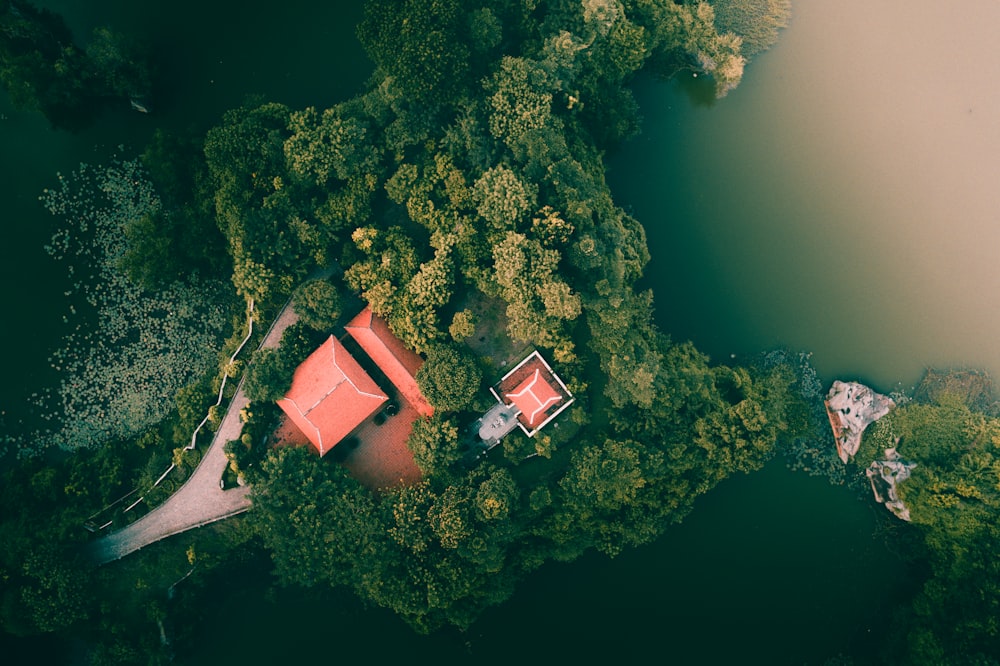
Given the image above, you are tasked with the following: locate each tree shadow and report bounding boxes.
[674,70,719,108]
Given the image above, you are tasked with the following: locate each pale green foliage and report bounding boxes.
[531,206,575,247]
[384,163,421,204]
[344,226,420,318]
[583,0,625,36]
[630,0,746,98]
[486,56,553,146]
[231,254,278,302]
[538,281,582,320]
[492,231,580,346]
[710,0,791,57]
[449,309,476,341]
[405,243,455,310]
[473,164,537,229]
[695,32,745,98]
[285,105,377,185]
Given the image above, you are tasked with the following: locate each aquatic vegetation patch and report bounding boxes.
[8,158,231,456]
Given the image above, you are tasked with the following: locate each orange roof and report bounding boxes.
[490,350,574,437]
[507,369,562,429]
[276,336,388,456]
[345,307,434,418]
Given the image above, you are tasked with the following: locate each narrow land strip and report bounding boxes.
[89,300,301,564]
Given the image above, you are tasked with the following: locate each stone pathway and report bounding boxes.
[89,301,301,564]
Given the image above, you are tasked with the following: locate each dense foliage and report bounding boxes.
[710,0,791,57]
[230,0,798,634]
[858,373,1000,665]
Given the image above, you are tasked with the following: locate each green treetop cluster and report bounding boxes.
[857,371,1000,664]
[222,0,798,633]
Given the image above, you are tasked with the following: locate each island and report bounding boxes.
[2,1,998,665]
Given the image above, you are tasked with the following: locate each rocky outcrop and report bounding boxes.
[867,447,916,521]
[825,380,895,463]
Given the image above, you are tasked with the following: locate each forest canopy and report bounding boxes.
[2,0,803,652]
[219,0,799,634]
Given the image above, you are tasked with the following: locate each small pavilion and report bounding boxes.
[489,350,574,438]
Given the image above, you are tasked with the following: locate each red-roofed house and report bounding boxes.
[345,307,435,418]
[490,351,574,437]
[276,335,388,456]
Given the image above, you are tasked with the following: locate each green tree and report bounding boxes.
[205,101,320,299]
[284,104,381,186]
[344,225,421,319]
[449,309,476,341]
[407,414,463,477]
[243,347,293,403]
[357,0,471,105]
[861,383,1000,663]
[548,438,667,557]
[249,446,388,588]
[485,56,553,149]
[293,279,342,332]
[710,0,791,57]
[416,344,483,412]
[473,164,537,230]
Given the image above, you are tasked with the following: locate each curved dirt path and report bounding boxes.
[90,302,300,564]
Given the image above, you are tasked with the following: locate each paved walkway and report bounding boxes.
[89,301,301,564]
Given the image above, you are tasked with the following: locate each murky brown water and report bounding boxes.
[611,0,1000,392]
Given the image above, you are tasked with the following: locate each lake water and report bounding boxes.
[8,0,993,662]
[609,0,1000,394]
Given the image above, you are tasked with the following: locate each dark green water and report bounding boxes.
[187,463,905,665]
[0,1,926,663]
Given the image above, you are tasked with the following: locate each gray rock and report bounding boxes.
[867,446,916,521]
[825,380,895,463]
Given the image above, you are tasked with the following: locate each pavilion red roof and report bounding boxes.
[507,369,562,429]
[345,307,434,418]
[276,335,388,456]
[490,351,574,437]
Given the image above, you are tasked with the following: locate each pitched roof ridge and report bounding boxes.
[276,396,324,453]
[344,305,375,331]
[506,368,561,425]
